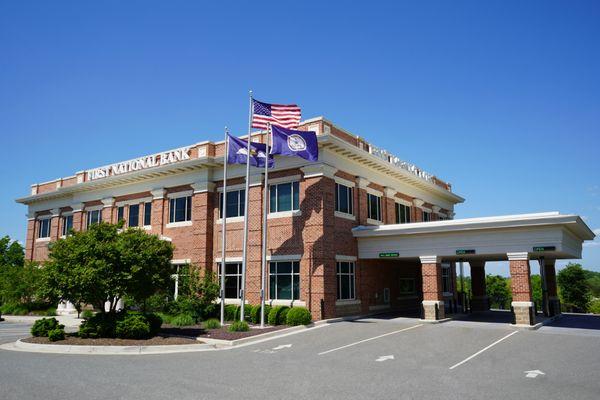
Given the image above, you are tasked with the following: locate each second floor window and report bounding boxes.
[143,202,152,226]
[270,181,299,213]
[335,183,353,215]
[219,189,245,218]
[396,203,411,224]
[422,211,431,222]
[117,206,125,223]
[367,193,382,221]
[169,196,192,223]
[87,209,101,227]
[128,204,140,227]
[61,215,73,236]
[38,218,51,238]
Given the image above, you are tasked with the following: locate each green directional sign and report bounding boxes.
[456,249,476,255]
[379,252,399,258]
[533,246,556,252]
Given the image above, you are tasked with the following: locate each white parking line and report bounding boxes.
[318,324,423,356]
[449,330,519,370]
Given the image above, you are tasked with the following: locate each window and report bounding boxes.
[269,261,300,300]
[219,189,245,218]
[399,278,416,295]
[422,211,431,222]
[335,183,353,215]
[217,263,242,299]
[38,218,51,238]
[270,181,299,213]
[117,206,125,223]
[143,202,152,226]
[336,262,356,300]
[87,209,101,227]
[61,215,73,236]
[169,196,192,223]
[367,193,382,221]
[396,203,411,224]
[128,204,140,227]
[442,263,452,293]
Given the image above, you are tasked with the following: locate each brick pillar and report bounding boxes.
[356,177,369,225]
[413,199,424,222]
[191,182,215,273]
[508,252,534,326]
[470,261,489,312]
[384,188,396,224]
[50,208,61,241]
[101,198,114,223]
[244,176,264,306]
[25,212,36,261]
[71,203,84,232]
[150,188,166,236]
[420,255,445,320]
[543,259,561,317]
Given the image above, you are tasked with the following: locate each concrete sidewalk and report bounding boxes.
[2,315,83,328]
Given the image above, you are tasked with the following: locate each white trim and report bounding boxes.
[214,257,243,263]
[335,254,358,262]
[384,187,396,198]
[268,175,301,185]
[335,299,361,306]
[366,187,383,197]
[142,225,152,230]
[150,188,165,199]
[300,164,337,179]
[35,237,51,243]
[511,301,534,307]
[507,252,529,261]
[356,177,370,189]
[167,190,193,199]
[217,183,246,193]
[268,210,302,219]
[334,211,356,221]
[216,216,245,224]
[422,300,444,306]
[334,176,355,188]
[115,197,152,207]
[413,198,425,207]
[61,211,73,217]
[37,214,53,220]
[101,197,115,207]
[367,218,383,226]
[85,205,103,212]
[166,221,192,228]
[171,259,191,264]
[432,205,441,213]
[419,255,441,264]
[267,299,306,307]
[159,235,172,242]
[395,198,412,207]
[420,207,433,213]
[267,254,302,261]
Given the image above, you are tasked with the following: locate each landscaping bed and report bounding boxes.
[22,333,201,346]
[161,323,285,341]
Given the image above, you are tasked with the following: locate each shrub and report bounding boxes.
[78,312,123,338]
[171,313,195,327]
[268,306,289,326]
[144,313,163,336]
[31,318,64,337]
[224,304,238,321]
[47,327,65,342]
[279,307,290,325]
[45,308,57,316]
[156,312,173,325]
[285,307,312,326]
[1,303,28,315]
[166,296,203,323]
[245,305,258,322]
[251,305,266,324]
[81,310,94,320]
[143,293,170,313]
[204,318,221,329]
[228,320,249,332]
[115,314,151,339]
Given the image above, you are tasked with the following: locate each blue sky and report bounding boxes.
[1,1,598,275]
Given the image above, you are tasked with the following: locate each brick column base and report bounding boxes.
[512,301,535,325]
[422,300,445,320]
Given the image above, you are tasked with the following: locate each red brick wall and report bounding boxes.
[509,259,532,302]
[421,262,443,301]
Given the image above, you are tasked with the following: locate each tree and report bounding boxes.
[0,238,39,305]
[486,275,511,309]
[40,223,174,317]
[530,275,542,309]
[557,263,591,312]
[0,236,24,268]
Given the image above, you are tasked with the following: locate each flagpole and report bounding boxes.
[260,123,270,328]
[220,127,229,326]
[240,90,253,321]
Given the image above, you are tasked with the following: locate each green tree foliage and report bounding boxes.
[583,270,600,299]
[0,237,46,306]
[530,275,542,308]
[40,223,174,317]
[0,236,24,268]
[486,275,511,309]
[557,263,591,312]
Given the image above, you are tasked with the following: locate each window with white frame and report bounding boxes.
[399,278,416,295]
[38,218,51,238]
[336,261,356,300]
[219,189,245,218]
[335,183,353,215]
[269,261,300,300]
[169,195,192,223]
[87,209,101,227]
[367,193,382,221]
[117,206,125,223]
[143,202,152,226]
[269,181,299,213]
[61,215,73,236]
[396,203,411,224]
[442,263,452,293]
[217,262,242,299]
[128,204,140,227]
[422,211,431,222]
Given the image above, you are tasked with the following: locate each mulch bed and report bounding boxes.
[161,323,286,341]
[22,334,201,346]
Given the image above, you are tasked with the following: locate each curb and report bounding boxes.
[199,323,317,347]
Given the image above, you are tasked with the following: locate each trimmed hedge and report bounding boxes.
[250,304,271,324]
[204,318,221,329]
[31,318,64,337]
[267,306,289,326]
[78,311,161,339]
[171,313,195,327]
[228,320,249,332]
[285,307,312,326]
[115,314,151,339]
[47,327,65,342]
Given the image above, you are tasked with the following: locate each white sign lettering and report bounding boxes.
[87,147,191,181]
[368,144,435,183]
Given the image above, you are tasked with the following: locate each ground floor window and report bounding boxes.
[218,262,242,299]
[442,263,452,293]
[269,261,300,300]
[336,262,356,300]
[422,211,431,222]
[399,278,416,295]
[396,203,411,224]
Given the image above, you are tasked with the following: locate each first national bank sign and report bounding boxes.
[87,147,191,181]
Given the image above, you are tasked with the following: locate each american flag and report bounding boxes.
[252,99,301,130]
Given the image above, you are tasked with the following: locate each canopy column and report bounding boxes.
[508,252,534,326]
[470,261,489,312]
[420,256,445,320]
[542,259,561,317]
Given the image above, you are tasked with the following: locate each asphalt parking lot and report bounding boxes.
[1,314,599,400]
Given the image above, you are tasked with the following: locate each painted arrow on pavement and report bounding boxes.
[375,355,394,362]
[272,344,292,350]
[524,370,545,378]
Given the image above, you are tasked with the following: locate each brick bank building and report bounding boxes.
[17,117,595,326]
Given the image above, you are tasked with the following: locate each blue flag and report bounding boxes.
[227,134,274,168]
[270,125,318,162]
